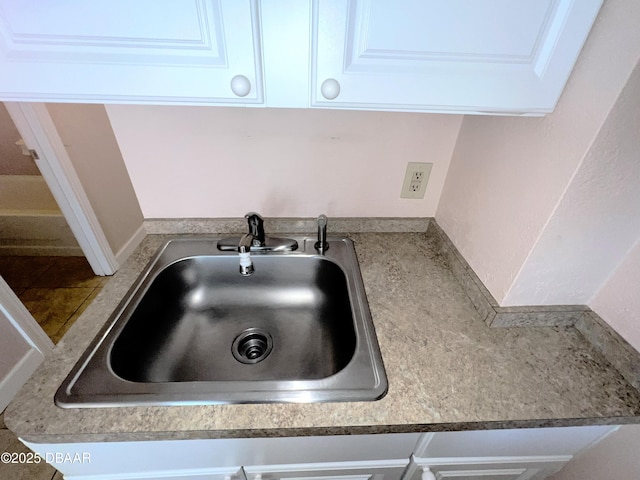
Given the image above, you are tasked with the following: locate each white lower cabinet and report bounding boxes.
[21,426,616,479]
[244,460,409,480]
[405,426,618,480]
[407,457,567,480]
[22,433,419,480]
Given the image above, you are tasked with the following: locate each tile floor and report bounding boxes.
[1,255,104,480]
[0,255,106,343]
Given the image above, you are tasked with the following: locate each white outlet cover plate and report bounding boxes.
[401,162,432,199]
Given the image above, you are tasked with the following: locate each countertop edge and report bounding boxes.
[18,416,640,445]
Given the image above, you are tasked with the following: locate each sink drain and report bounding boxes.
[232,328,273,364]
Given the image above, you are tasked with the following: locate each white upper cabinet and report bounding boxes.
[0,0,263,104]
[0,0,602,113]
[311,0,603,114]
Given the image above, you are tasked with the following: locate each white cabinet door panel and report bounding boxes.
[312,0,602,114]
[413,426,615,458]
[244,460,409,480]
[411,458,568,480]
[0,0,263,104]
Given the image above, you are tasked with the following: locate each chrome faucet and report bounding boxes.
[217,212,299,275]
[237,213,264,276]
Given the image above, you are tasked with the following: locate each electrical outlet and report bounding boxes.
[401,162,432,199]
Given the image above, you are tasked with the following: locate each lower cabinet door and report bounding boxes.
[243,460,410,480]
[411,458,567,480]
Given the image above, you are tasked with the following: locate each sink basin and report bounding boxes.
[56,237,388,406]
[111,255,356,383]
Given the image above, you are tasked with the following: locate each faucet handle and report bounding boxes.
[244,212,265,245]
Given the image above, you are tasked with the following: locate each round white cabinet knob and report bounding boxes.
[320,78,340,100]
[422,468,436,480]
[231,75,252,97]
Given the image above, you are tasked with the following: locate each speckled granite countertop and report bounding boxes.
[6,230,640,444]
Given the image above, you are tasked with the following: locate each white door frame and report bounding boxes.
[4,102,118,276]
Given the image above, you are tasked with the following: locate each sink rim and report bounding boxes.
[55,236,388,407]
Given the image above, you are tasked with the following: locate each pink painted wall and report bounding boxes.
[105,106,462,218]
[436,0,640,304]
[590,239,640,351]
[503,58,640,306]
[0,102,39,175]
[47,103,144,255]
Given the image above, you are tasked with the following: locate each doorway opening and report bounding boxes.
[0,103,110,343]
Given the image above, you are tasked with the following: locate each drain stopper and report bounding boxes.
[232,328,273,364]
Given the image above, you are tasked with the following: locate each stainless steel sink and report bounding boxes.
[55,237,387,407]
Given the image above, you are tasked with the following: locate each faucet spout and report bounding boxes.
[238,233,255,276]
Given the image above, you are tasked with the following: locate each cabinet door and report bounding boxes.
[413,459,566,480]
[0,0,263,104]
[244,460,409,480]
[312,0,602,114]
